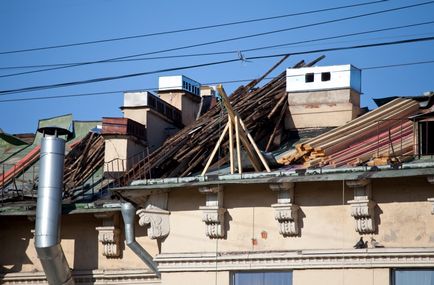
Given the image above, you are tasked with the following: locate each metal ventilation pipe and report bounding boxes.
[121,202,160,276]
[34,127,74,285]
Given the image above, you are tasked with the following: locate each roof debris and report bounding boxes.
[278,98,421,167]
[117,56,326,185]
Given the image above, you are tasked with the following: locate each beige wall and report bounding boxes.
[122,107,149,126]
[2,176,434,284]
[159,91,200,126]
[285,89,362,129]
[162,271,229,285]
[0,213,159,274]
[294,268,389,285]
[104,137,147,173]
[121,108,179,153]
[163,177,434,253]
[146,111,179,152]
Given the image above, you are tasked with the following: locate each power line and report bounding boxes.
[249,36,434,60]
[0,0,388,55]
[1,59,433,103]
[0,36,433,96]
[2,20,433,72]
[1,1,432,78]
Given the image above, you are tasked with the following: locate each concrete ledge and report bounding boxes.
[155,248,434,272]
[0,269,160,285]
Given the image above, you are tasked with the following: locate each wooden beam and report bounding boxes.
[228,116,235,174]
[234,115,242,174]
[201,122,230,176]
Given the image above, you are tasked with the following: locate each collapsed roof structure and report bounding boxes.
[1,57,434,285]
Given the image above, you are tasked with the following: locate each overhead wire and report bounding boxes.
[0,35,433,96]
[1,0,432,77]
[0,58,433,103]
[0,0,388,55]
[1,20,433,72]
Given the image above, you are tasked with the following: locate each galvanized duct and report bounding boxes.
[121,202,160,276]
[35,128,74,285]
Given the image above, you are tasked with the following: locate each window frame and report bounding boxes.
[391,268,434,285]
[231,270,293,285]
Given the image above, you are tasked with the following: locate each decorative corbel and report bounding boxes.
[136,192,170,239]
[347,179,376,234]
[427,176,434,214]
[199,185,226,239]
[270,182,300,237]
[95,212,122,258]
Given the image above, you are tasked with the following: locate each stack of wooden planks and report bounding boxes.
[278,98,420,168]
[63,132,105,194]
[118,56,325,185]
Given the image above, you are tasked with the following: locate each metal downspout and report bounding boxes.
[121,202,160,277]
[34,128,74,285]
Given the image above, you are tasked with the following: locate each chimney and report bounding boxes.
[158,75,202,126]
[35,127,74,285]
[101,117,147,177]
[285,64,362,130]
[120,91,181,152]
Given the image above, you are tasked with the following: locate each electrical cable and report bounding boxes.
[0,0,388,55]
[1,1,432,77]
[0,58,433,103]
[0,36,433,96]
[1,20,433,72]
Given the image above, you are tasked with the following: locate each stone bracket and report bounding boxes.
[95,212,122,258]
[270,182,300,237]
[137,192,170,240]
[427,176,434,215]
[427,198,434,215]
[199,186,226,239]
[346,179,376,234]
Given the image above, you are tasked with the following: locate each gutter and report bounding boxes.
[112,161,434,193]
[121,202,160,277]
[34,128,74,285]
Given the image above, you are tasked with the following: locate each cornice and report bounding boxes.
[155,248,434,272]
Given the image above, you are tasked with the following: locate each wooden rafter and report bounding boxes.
[201,85,271,176]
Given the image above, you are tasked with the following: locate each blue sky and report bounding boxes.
[0,0,433,134]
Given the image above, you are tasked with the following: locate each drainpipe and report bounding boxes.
[34,127,74,285]
[121,202,160,276]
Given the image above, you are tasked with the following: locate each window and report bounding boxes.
[233,271,292,285]
[305,73,314,83]
[321,72,331,81]
[419,121,434,155]
[392,269,434,285]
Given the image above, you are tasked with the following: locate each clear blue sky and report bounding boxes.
[0,0,433,134]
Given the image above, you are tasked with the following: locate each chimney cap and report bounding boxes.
[37,126,73,138]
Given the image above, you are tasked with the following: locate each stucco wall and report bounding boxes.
[162,271,229,285]
[0,213,159,274]
[146,110,179,152]
[285,89,362,129]
[293,268,389,285]
[159,91,200,126]
[1,175,434,284]
[163,177,434,253]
